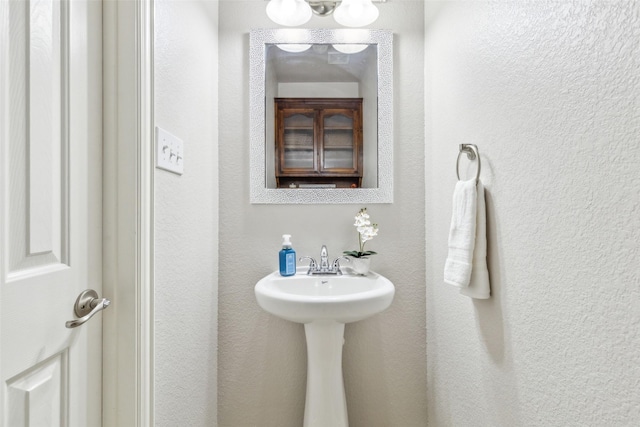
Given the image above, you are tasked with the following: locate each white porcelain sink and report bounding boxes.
[255,269,395,324]
[255,268,395,427]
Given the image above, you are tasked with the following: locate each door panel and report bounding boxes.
[1,0,102,426]
[7,0,66,274]
[6,352,67,426]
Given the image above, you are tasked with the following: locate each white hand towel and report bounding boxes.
[444,179,478,288]
[459,180,491,299]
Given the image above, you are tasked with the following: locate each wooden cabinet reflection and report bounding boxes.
[275,98,363,188]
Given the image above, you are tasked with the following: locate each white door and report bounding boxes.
[0,0,103,425]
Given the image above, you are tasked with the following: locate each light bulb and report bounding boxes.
[334,0,379,28]
[266,0,313,27]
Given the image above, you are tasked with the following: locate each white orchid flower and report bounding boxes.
[344,208,379,258]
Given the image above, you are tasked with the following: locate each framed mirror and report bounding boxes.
[250,28,393,204]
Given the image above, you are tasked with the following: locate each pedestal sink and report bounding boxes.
[254,268,395,427]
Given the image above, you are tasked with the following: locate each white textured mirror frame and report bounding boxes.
[249,28,393,204]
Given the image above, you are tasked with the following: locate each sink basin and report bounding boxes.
[255,269,395,324]
[255,268,395,427]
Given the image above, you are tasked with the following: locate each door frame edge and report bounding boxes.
[136,1,154,425]
[102,0,154,426]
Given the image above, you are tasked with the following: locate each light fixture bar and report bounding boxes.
[265,0,387,27]
[264,0,387,6]
[308,1,339,16]
[307,1,386,17]
[263,0,388,2]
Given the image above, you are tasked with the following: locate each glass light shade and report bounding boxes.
[266,0,313,27]
[334,0,379,27]
[332,44,368,54]
[277,44,312,53]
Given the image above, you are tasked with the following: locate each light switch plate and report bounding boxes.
[156,127,184,175]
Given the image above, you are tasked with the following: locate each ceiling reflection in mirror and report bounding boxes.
[250,29,393,204]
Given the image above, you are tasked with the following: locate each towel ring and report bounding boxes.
[456,144,481,182]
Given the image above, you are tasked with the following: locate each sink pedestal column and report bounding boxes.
[303,320,348,427]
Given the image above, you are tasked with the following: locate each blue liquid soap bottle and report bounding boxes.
[279,234,296,276]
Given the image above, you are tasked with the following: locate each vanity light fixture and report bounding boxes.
[266,0,313,27]
[265,0,386,27]
[334,0,380,27]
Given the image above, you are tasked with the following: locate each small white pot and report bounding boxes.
[348,257,371,275]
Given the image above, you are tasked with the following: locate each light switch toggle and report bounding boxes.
[156,127,184,175]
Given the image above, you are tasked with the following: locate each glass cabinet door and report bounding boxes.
[322,111,355,170]
[282,111,315,170]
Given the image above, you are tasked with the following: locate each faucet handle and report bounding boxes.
[299,256,317,275]
[331,256,350,275]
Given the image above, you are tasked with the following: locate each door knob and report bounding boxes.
[65,289,111,328]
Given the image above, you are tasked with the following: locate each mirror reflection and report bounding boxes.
[249,29,393,204]
[265,44,378,189]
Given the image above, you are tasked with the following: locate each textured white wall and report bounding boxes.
[425,1,640,425]
[154,1,219,425]
[218,1,426,426]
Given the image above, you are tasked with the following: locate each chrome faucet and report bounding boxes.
[300,245,349,275]
[319,245,329,271]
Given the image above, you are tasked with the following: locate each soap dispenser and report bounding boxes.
[279,234,296,277]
